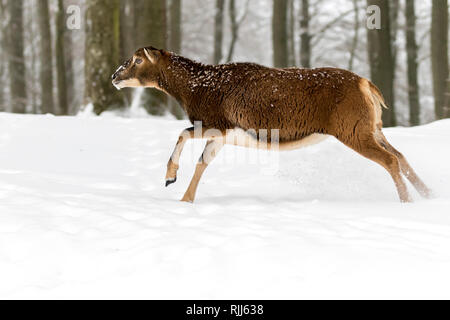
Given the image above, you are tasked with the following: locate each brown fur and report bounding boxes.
[112,47,431,203]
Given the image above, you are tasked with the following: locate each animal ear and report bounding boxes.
[144,48,161,64]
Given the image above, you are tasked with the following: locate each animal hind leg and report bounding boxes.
[343,134,413,203]
[181,139,224,203]
[375,130,432,198]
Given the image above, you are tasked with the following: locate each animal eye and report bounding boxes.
[135,58,143,65]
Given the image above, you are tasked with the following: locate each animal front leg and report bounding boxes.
[165,127,195,187]
[181,140,224,203]
[166,127,225,187]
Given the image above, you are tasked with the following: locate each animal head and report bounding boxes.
[112,46,168,90]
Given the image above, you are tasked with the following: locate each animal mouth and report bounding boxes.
[112,80,122,91]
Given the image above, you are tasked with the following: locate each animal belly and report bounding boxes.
[220,128,328,151]
[277,134,328,151]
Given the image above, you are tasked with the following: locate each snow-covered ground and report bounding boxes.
[0,112,449,299]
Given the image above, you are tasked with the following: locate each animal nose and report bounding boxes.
[112,65,124,80]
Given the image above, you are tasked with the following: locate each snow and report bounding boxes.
[0,112,450,299]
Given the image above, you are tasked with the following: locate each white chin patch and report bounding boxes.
[113,82,122,91]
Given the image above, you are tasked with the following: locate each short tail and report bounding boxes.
[368,81,388,110]
[360,79,387,129]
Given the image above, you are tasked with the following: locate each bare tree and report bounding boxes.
[272,0,288,67]
[390,0,400,67]
[119,0,136,105]
[63,0,75,115]
[169,0,184,119]
[287,0,296,66]
[7,0,27,114]
[85,0,124,115]
[169,0,182,54]
[56,0,68,115]
[37,0,54,114]
[0,49,3,112]
[405,0,420,126]
[311,6,362,58]
[135,0,167,115]
[213,0,225,64]
[135,0,168,54]
[446,78,450,115]
[431,0,449,119]
[120,0,136,61]
[348,0,360,70]
[367,0,396,127]
[226,0,250,62]
[0,0,5,112]
[299,0,310,68]
[27,4,39,114]
[227,0,238,63]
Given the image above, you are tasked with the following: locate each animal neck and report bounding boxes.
[158,54,206,109]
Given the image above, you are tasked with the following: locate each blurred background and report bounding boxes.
[0,0,448,126]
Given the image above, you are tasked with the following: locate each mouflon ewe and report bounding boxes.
[112,46,431,203]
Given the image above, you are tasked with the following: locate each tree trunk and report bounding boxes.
[287,0,296,66]
[405,0,420,126]
[0,57,3,111]
[56,0,68,115]
[0,39,3,112]
[367,0,396,127]
[7,0,27,114]
[272,0,288,68]
[135,0,167,115]
[348,0,359,70]
[27,8,39,114]
[0,0,5,112]
[120,0,135,61]
[213,0,225,64]
[169,0,184,119]
[226,0,238,63]
[63,0,75,114]
[445,78,450,116]
[65,34,75,114]
[169,0,181,54]
[431,0,449,119]
[119,0,136,105]
[390,0,400,68]
[37,0,54,114]
[85,0,124,115]
[300,0,311,68]
[226,0,250,63]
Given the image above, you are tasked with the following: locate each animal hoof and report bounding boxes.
[421,188,434,199]
[181,196,194,203]
[165,178,177,187]
[401,197,414,203]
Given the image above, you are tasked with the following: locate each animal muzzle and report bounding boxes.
[112,65,124,81]
[112,65,125,90]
